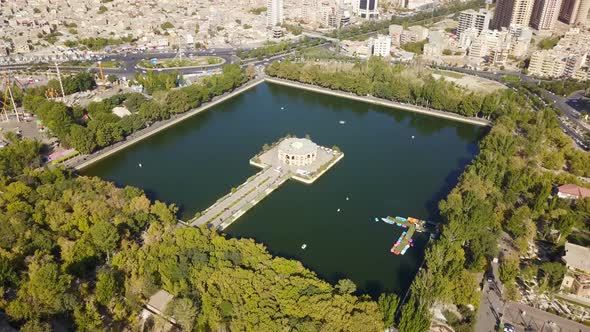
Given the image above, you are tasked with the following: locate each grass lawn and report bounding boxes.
[138,57,223,69]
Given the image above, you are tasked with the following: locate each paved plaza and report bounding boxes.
[253,141,342,184]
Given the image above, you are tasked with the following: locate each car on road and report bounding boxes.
[503,323,515,332]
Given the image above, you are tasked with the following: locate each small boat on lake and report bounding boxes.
[301,244,307,249]
[382,217,395,225]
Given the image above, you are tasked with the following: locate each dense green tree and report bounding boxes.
[138,100,169,122]
[499,256,519,283]
[0,132,41,180]
[538,262,566,289]
[134,71,180,94]
[123,93,146,113]
[89,221,119,262]
[266,59,501,119]
[165,297,198,331]
[165,89,189,114]
[74,302,104,331]
[505,206,532,238]
[378,293,400,327]
[48,72,96,95]
[107,75,118,84]
[398,295,431,332]
[9,260,71,318]
[20,319,52,332]
[67,124,96,154]
[95,269,123,305]
[335,278,357,294]
[117,114,145,136]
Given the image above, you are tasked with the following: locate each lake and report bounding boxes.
[83,82,484,297]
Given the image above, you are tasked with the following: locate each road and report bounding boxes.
[476,261,506,332]
[99,48,237,77]
[503,302,589,332]
[0,46,297,79]
[189,167,288,229]
[565,91,588,115]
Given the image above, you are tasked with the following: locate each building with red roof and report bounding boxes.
[557,184,590,200]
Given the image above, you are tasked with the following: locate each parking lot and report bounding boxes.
[0,115,52,144]
[559,116,589,150]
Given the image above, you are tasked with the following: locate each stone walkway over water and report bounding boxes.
[187,137,343,230]
[188,167,290,230]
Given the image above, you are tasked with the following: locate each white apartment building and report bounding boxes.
[400,25,429,44]
[565,54,590,80]
[459,28,480,49]
[528,50,569,77]
[267,0,284,27]
[468,29,512,65]
[558,28,590,53]
[421,29,457,57]
[371,34,392,56]
[457,9,492,37]
[508,25,532,57]
[528,28,590,79]
[302,0,351,27]
[389,24,403,46]
[341,40,371,58]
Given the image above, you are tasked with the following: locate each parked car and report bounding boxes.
[503,323,515,332]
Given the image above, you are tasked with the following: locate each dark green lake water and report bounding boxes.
[83,82,484,297]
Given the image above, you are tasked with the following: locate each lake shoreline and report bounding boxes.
[67,75,489,171]
[82,80,483,296]
[68,78,266,170]
[265,77,492,127]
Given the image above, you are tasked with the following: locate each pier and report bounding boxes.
[189,136,343,230]
[383,216,433,255]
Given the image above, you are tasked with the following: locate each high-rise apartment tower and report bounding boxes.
[492,0,535,28]
[558,0,590,25]
[267,0,284,27]
[531,0,563,31]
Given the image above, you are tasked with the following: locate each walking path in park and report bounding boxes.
[188,167,289,230]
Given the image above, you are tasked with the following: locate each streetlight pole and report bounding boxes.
[498,301,507,331]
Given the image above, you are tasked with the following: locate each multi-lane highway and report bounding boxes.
[0,49,236,78]
[0,46,296,79]
[97,48,237,77]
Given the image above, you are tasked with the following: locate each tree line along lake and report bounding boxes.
[82,82,486,298]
